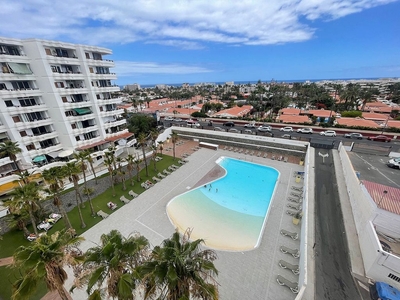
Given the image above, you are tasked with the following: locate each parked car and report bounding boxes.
[344,132,363,139]
[319,130,336,137]
[174,118,183,122]
[223,121,235,127]
[186,120,200,127]
[387,157,400,169]
[257,125,272,132]
[214,126,224,131]
[164,116,174,121]
[280,126,293,132]
[243,129,253,134]
[281,134,292,139]
[229,128,240,133]
[244,122,256,128]
[367,135,391,142]
[297,128,313,134]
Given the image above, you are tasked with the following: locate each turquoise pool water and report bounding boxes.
[167,157,280,251]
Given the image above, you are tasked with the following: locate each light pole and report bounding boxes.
[381,115,390,134]
[377,190,388,208]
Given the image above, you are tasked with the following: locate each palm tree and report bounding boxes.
[134,155,142,182]
[74,151,95,216]
[158,141,164,156]
[42,167,73,229]
[9,182,42,236]
[125,154,135,186]
[7,206,31,237]
[137,133,149,177]
[104,153,116,197]
[139,229,219,300]
[63,162,86,228]
[116,157,127,191]
[86,152,98,184]
[75,230,149,299]
[12,230,84,300]
[151,145,158,172]
[0,140,22,173]
[170,132,179,160]
[14,170,36,186]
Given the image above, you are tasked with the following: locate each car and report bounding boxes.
[37,222,53,231]
[228,128,240,133]
[319,130,336,137]
[186,120,200,127]
[280,126,293,132]
[281,134,292,139]
[387,157,400,169]
[367,135,391,142]
[297,128,313,134]
[174,118,183,122]
[164,116,174,121]
[223,121,235,127]
[214,126,224,131]
[257,125,272,132]
[344,132,363,139]
[244,123,256,128]
[243,129,253,134]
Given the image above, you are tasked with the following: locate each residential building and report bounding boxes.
[0,37,131,175]
[124,83,141,91]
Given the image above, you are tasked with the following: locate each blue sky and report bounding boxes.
[0,0,399,85]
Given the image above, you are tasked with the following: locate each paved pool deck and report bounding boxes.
[65,146,306,300]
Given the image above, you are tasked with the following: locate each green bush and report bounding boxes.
[191,111,207,118]
[341,111,362,118]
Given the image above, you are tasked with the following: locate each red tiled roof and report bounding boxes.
[362,180,400,215]
[76,140,108,150]
[362,112,389,121]
[212,105,252,117]
[336,117,380,128]
[387,120,400,129]
[105,132,134,142]
[280,108,301,115]
[304,109,335,118]
[278,115,311,124]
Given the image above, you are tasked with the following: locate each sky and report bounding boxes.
[0,0,399,86]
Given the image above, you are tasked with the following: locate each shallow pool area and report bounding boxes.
[167,157,279,251]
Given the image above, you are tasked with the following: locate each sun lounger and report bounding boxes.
[155,156,162,161]
[280,229,298,240]
[182,153,189,158]
[287,203,302,211]
[257,152,262,157]
[276,275,299,293]
[233,148,238,152]
[284,157,288,163]
[228,147,233,151]
[244,150,249,154]
[97,210,109,219]
[168,166,175,171]
[271,155,276,160]
[263,153,268,158]
[288,197,302,204]
[290,192,302,198]
[278,260,300,275]
[291,186,303,192]
[171,164,179,169]
[238,149,243,153]
[157,172,166,178]
[250,151,255,156]
[128,190,138,198]
[107,202,117,210]
[280,246,300,258]
[163,169,171,175]
[178,160,185,164]
[120,195,130,204]
[141,182,151,189]
[223,146,228,150]
[286,210,301,217]
[152,176,161,183]
[277,156,283,161]
[183,158,189,162]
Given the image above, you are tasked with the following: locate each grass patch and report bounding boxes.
[0,154,178,298]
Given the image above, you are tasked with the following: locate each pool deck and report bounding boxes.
[65,145,306,300]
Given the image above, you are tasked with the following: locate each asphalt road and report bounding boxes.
[314,150,361,300]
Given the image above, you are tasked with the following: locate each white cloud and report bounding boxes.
[0,0,397,47]
[114,61,213,76]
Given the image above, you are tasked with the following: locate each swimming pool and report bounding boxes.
[167,157,279,251]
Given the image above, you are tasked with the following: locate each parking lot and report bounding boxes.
[347,152,400,189]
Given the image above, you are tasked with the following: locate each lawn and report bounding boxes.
[0,154,180,299]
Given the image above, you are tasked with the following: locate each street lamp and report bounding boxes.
[381,114,390,134]
[377,190,388,208]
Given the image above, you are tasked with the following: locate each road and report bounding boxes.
[314,150,361,299]
[163,119,400,152]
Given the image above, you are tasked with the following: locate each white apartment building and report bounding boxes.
[0,37,133,175]
[124,83,141,91]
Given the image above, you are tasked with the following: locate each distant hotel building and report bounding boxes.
[124,83,141,91]
[0,37,132,175]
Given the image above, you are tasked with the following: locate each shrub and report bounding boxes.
[191,111,207,118]
[341,111,362,118]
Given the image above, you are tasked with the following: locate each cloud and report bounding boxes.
[114,61,214,76]
[0,0,397,47]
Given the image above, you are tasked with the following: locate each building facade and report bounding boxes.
[0,37,131,175]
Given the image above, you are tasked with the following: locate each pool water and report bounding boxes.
[167,157,279,251]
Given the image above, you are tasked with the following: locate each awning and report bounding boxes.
[47,150,62,158]
[105,132,134,142]
[58,149,74,158]
[73,108,92,115]
[8,62,33,74]
[32,155,47,163]
[76,140,108,150]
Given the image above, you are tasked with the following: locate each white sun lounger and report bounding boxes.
[291,186,303,192]
[120,195,130,204]
[290,192,302,198]
[280,229,298,240]
[278,260,300,275]
[157,172,166,178]
[97,210,109,219]
[152,176,161,183]
[287,203,302,211]
[288,197,302,203]
[163,169,171,175]
[128,190,138,198]
[280,246,300,258]
[277,275,299,293]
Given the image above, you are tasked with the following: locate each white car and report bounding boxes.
[229,128,240,133]
[244,123,256,128]
[297,128,313,134]
[387,157,400,169]
[257,125,272,132]
[37,222,53,231]
[214,126,224,131]
[320,130,336,137]
[280,126,293,132]
[174,118,183,122]
[164,116,174,121]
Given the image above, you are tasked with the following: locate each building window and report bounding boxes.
[75,136,81,141]
[45,48,52,55]
[54,82,65,88]
[89,67,94,73]
[5,100,13,107]
[0,83,6,90]
[26,144,36,151]
[12,116,21,123]
[62,97,68,103]
[388,273,400,283]
[20,131,27,137]
[85,52,90,59]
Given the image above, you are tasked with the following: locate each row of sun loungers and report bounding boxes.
[280,246,300,258]
[276,275,299,294]
[280,229,298,240]
[279,259,300,275]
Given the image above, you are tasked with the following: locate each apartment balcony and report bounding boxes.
[6,103,46,113]
[92,85,120,93]
[29,144,63,157]
[0,122,6,133]
[67,113,94,122]
[63,100,91,110]
[0,72,36,81]
[0,156,12,166]
[46,55,79,65]
[98,97,122,105]
[75,137,105,150]
[71,125,99,136]
[52,72,85,80]
[87,59,114,67]
[58,87,89,96]
[14,118,53,130]
[105,129,131,141]
[103,119,126,129]
[99,108,124,118]
[91,73,117,80]
[0,88,42,98]
[22,131,58,143]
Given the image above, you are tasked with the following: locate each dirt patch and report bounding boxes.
[0,256,13,266]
